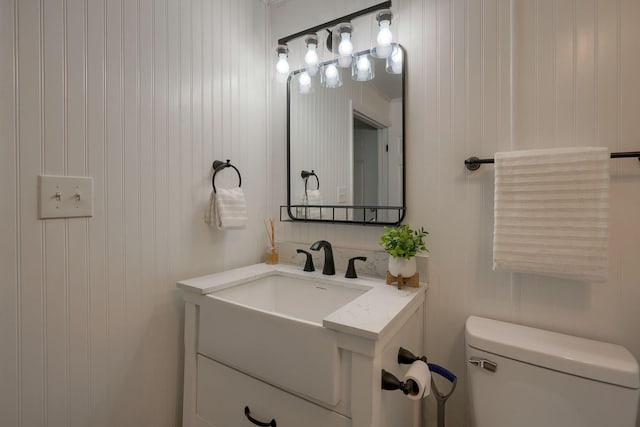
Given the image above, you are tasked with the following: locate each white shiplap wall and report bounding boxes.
[270,1,640,426]
[0,1,268,426]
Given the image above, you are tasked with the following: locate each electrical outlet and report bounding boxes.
[39,175,93,219]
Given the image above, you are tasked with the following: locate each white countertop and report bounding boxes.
[177,263,427,340]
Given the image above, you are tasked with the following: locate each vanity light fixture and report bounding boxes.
[352,53,374,81]
[275,45,290,76]
[304,35,320,76]
[336,23,354,68]
[373,10,393,58]
[274,1,394,82]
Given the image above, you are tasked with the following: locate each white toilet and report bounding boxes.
[465,316,640,427]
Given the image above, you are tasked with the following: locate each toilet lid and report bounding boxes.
[465,316,640,389]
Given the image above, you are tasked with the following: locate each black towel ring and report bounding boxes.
[301,170,319,192]
[212,159,242,193]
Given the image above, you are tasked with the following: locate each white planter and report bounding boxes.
[388,256,416,278]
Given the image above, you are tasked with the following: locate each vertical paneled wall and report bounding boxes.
[0,1,268,426]
[270,1,640,426]
[510,0,640,339]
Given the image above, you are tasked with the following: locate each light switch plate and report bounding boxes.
[39,175,93,219]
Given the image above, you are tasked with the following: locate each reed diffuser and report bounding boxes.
[264,218,279,264]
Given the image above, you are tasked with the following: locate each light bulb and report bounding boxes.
[336,23,354,68]
[304,44,318,67]
[386,45,403,74]
[377,21,392,46]
[276,53,289,75]
[356,56,371,80]
[304,44,318,76]
[304,37,319,76]
[323,64,341,88]
[357,56,370,71]
[325,64,338,79]
[376,20,393,58]
[338,33,353,56]
[353,54,374,81]
[299,71,311,94]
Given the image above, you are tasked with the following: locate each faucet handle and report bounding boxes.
[296,249,315,272]
[345,256,367,278]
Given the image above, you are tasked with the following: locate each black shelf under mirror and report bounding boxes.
[280,205,405,226]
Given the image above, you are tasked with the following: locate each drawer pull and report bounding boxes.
[244,406,276,427]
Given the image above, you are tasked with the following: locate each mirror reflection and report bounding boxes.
[287,45,405,224]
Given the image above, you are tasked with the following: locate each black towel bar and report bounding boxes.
[300,169,320,204]
[301,170,319,194]
[212,159,242,193]
[465,151,640,171]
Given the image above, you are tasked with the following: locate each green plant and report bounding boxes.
[379,224,428,259]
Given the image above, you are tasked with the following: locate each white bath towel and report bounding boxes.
[493,147,609,282]
[206,187,248,230]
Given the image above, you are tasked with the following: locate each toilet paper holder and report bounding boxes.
[381,347,458,391]
[381,347,458,427]
[397,347,457,384]
[398,346,427,365]
[381,369,421,395]
[380,347,430,395]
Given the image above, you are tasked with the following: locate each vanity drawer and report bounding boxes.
[196,355,350,427]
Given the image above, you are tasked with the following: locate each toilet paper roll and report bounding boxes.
[403,360,431,400]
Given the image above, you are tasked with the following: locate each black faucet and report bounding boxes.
[310,240,335,275]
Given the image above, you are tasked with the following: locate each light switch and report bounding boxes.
[39,175,93,219]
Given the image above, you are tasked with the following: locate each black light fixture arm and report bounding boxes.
[277,1,392,46]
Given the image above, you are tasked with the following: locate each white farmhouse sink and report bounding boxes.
[196,271,371,406]
[178,263,426,407]
[211,273,369,324]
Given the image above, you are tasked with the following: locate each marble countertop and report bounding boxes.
[177,263,427,340]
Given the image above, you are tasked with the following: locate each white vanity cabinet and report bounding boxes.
[178,264,426,427]
[196,355,351,427]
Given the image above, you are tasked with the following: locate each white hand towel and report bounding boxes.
[303,190,322,219]
[493,147,609,282]
[204,190,215,225]
[211,186,248,230]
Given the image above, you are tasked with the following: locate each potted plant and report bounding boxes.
[379,224,428,278]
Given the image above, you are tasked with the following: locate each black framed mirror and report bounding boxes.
[285,45,406,225]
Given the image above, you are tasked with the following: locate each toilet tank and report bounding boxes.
[465,316,640,427]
